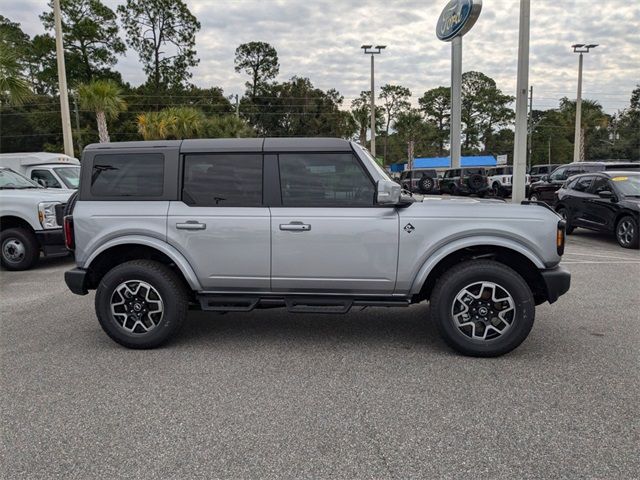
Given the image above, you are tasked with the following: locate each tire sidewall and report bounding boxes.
[432,262,535,356]
[95,262,186,348]
[616,215,639,249]
[0,228,39,271]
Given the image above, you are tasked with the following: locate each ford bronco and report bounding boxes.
[64,138,570,356]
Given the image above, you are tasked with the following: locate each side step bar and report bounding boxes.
[196,294,410,314]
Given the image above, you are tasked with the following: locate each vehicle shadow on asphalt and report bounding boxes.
[173,303,455,354]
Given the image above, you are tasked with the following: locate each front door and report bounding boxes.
[270,152,399,294]
[167,153,271,291]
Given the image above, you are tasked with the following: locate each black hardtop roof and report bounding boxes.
[84,137,353,153]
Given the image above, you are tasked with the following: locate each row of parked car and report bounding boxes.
[399,166,532,198]
[398,160,640,249]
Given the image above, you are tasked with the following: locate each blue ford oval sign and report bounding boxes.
[436,0,482,42]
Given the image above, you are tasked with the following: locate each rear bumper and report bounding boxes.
[35,229,68,256]
[540,265,571,304]
[64,267,89,295]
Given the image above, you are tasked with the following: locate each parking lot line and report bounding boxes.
[563,252,640,261]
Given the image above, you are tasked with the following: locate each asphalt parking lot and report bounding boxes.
[1,231,639,479]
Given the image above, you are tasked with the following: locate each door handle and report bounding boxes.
[279,222,311,232]
[176,221,206,231]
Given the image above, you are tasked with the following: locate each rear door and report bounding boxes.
[166,152,271,291]
[584,176,618,231]
[269,151,399,294]
[565,175,595,226]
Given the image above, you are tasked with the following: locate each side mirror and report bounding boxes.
[376,179,401,205]
[598,190,615,200]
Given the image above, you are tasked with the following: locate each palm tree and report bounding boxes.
[78,79,126,143]
[0,34,33,105]
[137,107,205,140]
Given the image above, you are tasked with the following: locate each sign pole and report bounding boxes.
[451,36,462,169]
[512,0,530,204]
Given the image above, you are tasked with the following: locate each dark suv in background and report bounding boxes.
[528,161,640,205]
[399,169,439,194]
[439,167,490,197]
[555,171,639,249]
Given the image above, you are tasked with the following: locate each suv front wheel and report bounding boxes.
[95,260,188,349]
[430,260,535,357]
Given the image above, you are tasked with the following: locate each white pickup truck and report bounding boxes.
[0,152,80,190]
[0,167,73,270]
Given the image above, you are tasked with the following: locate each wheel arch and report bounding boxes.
[410,241,548,306]
[1,215,37,233]
[83,237,202,292]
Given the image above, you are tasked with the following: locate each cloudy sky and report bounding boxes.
[6,0,640,114]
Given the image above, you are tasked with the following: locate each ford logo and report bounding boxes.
[436,0,483,42]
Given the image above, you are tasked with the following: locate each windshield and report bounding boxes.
[353,143,393,181]
[0,168,41,189]
[611,175,640,196]
[54,166,80,189]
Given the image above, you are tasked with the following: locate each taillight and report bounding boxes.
[64,216,75,251]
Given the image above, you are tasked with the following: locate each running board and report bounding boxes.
[196,294,410,313]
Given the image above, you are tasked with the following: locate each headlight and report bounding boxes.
[38,202,61,229]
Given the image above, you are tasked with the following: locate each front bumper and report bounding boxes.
[35,228,68,256]
[540,265,571,304]
[65,267,89,295]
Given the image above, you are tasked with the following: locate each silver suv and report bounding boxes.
[64,138,570,356]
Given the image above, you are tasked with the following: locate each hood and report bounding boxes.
[0,188,74,202]
[404,195,561,222]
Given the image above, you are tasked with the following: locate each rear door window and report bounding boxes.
[91,153,164,197]
[573,176,594,192]
[182,154,263,207]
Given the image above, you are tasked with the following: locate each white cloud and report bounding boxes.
[9,0,640,113]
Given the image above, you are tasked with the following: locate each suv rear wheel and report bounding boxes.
[95,260,188,348]
[430,260,535,357]
[1,227,39,271]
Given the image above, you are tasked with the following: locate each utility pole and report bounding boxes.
[572,43,598,162]
[53,0,74,157]
[235,94,239,118]
[512,0,530,204]
[527,86,533,169]
[361,45,386,157]
[72,93,83,153]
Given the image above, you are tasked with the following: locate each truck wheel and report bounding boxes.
[1,228,40,271]
[430,260,535,357]
[95,260,188,349]
[615,215,639,249]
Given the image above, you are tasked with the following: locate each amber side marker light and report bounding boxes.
[557,220,566,256]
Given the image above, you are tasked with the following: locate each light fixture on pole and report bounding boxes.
[571,43,598,162]
[361,45,385,158]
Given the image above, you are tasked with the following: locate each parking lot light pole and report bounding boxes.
[512,0,530,204]
[572,43,598,163]
[361,45,385,158]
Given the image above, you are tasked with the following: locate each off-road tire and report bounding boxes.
[430,260,535,357]
[418,176,435,194]
[467,174,486,193]
[0,227,40,271]
[95,260,188,349]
